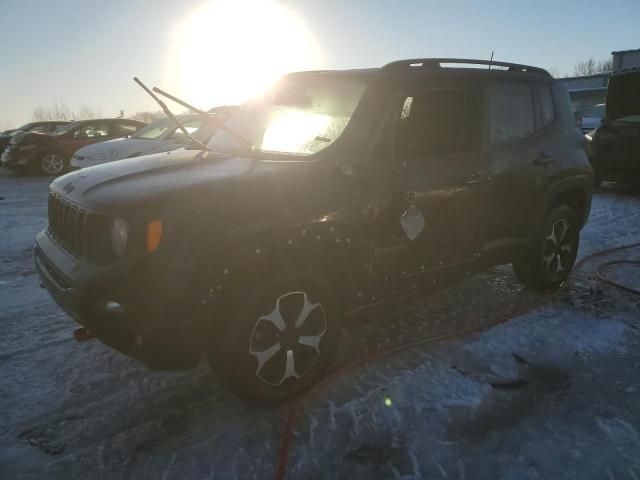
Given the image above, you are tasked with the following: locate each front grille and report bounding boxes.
[47,193,114,263]
[48,193,88,258]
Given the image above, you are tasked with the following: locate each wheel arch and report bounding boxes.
[194,220,362,335]
[546,185,590,228]
[545,174,592,228]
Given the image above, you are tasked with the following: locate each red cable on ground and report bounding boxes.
[274,241,640,480]
[595,260,640,296]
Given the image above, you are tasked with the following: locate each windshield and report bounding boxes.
[132,117,176,140]
[207,76,366,156]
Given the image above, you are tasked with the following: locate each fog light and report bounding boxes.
[105,301,124,314]
[110,217,128,257]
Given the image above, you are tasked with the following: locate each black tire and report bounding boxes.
[207,270,342,405]
[513,205,579,291]
[34,151,68,176]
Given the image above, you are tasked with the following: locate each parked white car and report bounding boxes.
[70,114,219,169]
[579,103,605,133]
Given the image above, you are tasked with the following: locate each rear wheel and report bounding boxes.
[208,270,342,405]
[513,205,579,290]
[36,152,67,176]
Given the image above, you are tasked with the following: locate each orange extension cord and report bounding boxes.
[274,241,640,480]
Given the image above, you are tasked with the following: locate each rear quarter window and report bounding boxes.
[534,83,555,128]
[489,82,535,144]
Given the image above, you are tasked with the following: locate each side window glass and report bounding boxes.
[114,122,139,135]
[400,97,413,119]
[172,119,203,139]
[29,125,50,133]
[73,123,109,139]
[535,83,555,128]
[489,83,535,144]
[394,89,481,160]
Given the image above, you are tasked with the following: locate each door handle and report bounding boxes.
[465,172,492,185]
[532,152,555,167]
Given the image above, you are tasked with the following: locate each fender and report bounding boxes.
[543,171,592,227]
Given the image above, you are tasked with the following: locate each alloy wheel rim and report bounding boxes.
[42,154,64,174]
[249,291,327,387]
[542,218,574,280]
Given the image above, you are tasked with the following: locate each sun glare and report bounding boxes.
[165,0,321,110]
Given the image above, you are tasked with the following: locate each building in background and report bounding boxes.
[560,47,640,115]
[612,48,640,71]
[561,72,610,114]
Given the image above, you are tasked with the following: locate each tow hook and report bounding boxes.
[73,327,95,342]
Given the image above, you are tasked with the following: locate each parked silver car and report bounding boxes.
[69,113,225,169]
[579,103,605,133]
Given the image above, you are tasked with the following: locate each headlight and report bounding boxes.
[110,218,128,256]
[19,144,36,151]
[90,151,118,161]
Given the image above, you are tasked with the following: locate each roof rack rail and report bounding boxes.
[611,66,640,76]
[382,58,551,77]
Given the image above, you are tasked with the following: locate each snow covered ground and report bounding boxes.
[1,169,639,480]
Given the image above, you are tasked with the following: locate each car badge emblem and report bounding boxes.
[62,182,74,193]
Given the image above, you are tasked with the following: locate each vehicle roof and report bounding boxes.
[67,118,146,126]
[611,66,640,76]
[288,58,553,84]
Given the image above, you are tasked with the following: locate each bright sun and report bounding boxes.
[165,0,321,109]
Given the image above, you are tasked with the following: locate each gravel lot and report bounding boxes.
[1,168,639,480]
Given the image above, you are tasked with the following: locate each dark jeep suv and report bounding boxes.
[588,67,640,186]
[34,59,592,404]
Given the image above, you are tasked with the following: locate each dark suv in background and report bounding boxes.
[588,67,640,186]
[1,118,145,175]
[35,59,591,404]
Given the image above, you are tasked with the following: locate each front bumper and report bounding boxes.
[34,230,205,370]
[1,145,36,168]
[591,153,640,184]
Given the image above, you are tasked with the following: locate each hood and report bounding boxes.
[50,148,259,211]
[10,131,54,145]
[74,137,178,161]
[606,69,640,122]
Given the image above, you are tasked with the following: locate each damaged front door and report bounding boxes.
[392,82,493,271]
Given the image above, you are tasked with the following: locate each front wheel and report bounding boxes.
[513,205,579,290]
[36,152,67,176]
[208,270,342,405]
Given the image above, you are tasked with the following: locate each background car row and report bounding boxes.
[0,106,235,176]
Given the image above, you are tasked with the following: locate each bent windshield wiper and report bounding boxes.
[133,77,210,151]
[151,86,255,155]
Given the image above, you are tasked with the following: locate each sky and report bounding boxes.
[0,0,638,129]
